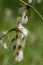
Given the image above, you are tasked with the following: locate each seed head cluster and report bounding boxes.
[13,6,29,62]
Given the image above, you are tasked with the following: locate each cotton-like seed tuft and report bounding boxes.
[15,48,23,62]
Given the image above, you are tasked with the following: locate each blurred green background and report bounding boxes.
[0,0,43,65]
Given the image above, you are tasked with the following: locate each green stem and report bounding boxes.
[0,28,16,40]
[19,0,43,21]
[0,27,24,39]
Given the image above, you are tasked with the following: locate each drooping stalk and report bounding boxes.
[19,0,43,21]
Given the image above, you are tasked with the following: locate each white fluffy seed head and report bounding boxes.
[16,37,26,48]
[17,23,29,37]
[3,42,8,49]
[0,40,7,49]
[15,49,23,62]
[18,6,28,24]
[21,15,28,24]
[22,27,29,37]
[17,15,28,24]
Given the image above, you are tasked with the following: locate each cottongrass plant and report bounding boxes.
[13,6,29,62]
[0,5,29,63]
[0,0,43,63]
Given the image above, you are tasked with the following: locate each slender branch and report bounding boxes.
[19,0,43,21]
[0,27,24,40]
[0,28,16,40]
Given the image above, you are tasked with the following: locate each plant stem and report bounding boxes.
[19,0,43,21]
[0,28,16,39]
